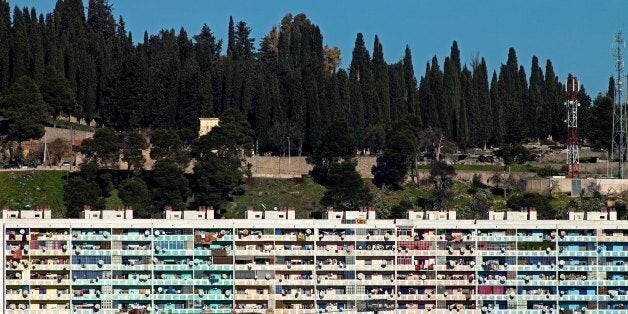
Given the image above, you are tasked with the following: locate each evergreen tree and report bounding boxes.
[372,35,390,126]
[490,71,504,143]
[120,130,148,173]
[41,65,79,122]
[528,56,544,140]
[118,177,152,217]
[0,1,10,91]
[321,160,372,211]
[403,45,418,115]
[150,159,190,210]
[372,120,416,189]
[474,58,492,146]
[226,16,235,57]
[0,76,48,145]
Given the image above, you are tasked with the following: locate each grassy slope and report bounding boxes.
[229,177,327,219]
[0,170,67,217]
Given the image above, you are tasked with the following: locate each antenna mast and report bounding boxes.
[611,32,626,178]
[565,75,579,178]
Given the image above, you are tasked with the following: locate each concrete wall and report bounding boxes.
[246,156,377,178]
[525,177,628,196]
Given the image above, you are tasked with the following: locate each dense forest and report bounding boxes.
[0,0,616,155]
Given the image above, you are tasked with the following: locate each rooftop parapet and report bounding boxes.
[484,207,537,221]
[566,207,617,221]
[1,206,51,219]
[161,205,214,219]
[404,208,457,221]
[324,207,376,223]
[245,206,295,220]
[80,206,133,219]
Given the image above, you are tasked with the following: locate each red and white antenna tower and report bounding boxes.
[565,75,580,178]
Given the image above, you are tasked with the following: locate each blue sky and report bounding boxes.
[10,0,628,96]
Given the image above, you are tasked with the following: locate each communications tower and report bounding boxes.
[565,75,580,178]
[611,32,626,178]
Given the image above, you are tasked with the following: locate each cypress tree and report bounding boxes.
[403,45,418,115]
[10,7,28,82]
[176,57,201,131]
[474,58,492,146]
[226,16,235,58]
[528,56,544,141]
[0,1,10,91]
[490,71,504,143]
[348,33,370,146]
[372,35,390,126]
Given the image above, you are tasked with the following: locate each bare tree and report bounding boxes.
[48,138,71,165]
[417,127,446,161]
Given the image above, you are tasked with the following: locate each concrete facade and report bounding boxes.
[1,207,627,313]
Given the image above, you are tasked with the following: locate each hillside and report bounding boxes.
[0,170,67,217]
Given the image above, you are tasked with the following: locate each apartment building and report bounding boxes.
[2,205,627,314]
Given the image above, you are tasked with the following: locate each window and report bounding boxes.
[365,260,372,266]
[256,289,264,295]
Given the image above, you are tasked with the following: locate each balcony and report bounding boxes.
[234,264,278,271]
[28,279,71,286]
[30,264,70,271]
[599,251,628,257]
[353,250,395,257]
[558,250,597,257]
[274,250,315,256]
[110,234,152,241]
[315,249,349,256]
[558,294,598,301]
[598,235,628,242]
[396,279,438,286]
[317,234,356,242]
[152,278,190,285]
[28,293,72,301]
[153,293,196,301]
[277,279,315,286]
[155,249,194,257]
[100,293,151,300]
[29,249,70,256]
[477,235,516,242]
[516,235,548,242]
[477,250,518,257]
[72,234,105,241]
[274,235,314,242]
[558,235,596,242]
[194,264,233,271]
[236,235,275,241]
[316,279,353,286]
[235,293,275,301]
[317,293,360,301]
[156,234,193,241]
[233,249,274,256]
